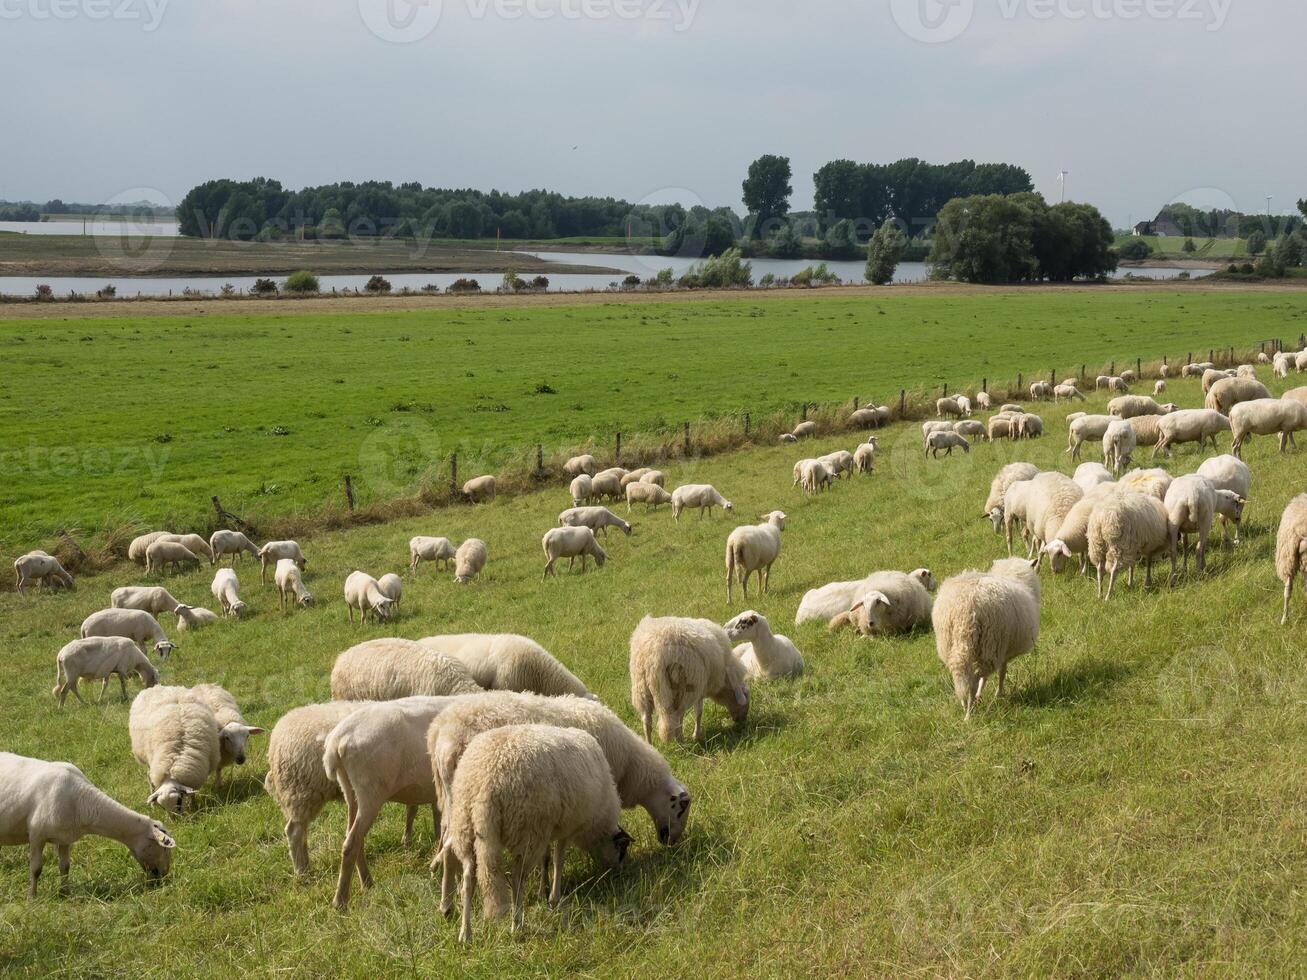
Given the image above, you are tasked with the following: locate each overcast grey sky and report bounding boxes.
[0,0,1302,226]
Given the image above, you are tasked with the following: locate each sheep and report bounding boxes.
[410,536,458,574]
[956,395,973,416]
[418,634,592,699]
[818,450,855,480]
[800,458,834,494]
[983,463,1040,519]
[936,396,964,418]
[629,616,749,742]
[1000,404,1024,414]
[998,478,1038,555]
[1015,413,1044,440]
[173,604,220,632]
[1164,475,1216,583]
[932,557,1041,719]
[671,484,734,521]
[1182,361,1215,378]
[1201,368,1236,394]
[128,686,222,814]
[987,416,1016,441]
[568,474,594,506]
[827,571,936,637]
[853,441,878,473]
[376,573,403,613]
[542,526,607,579]
[343,571,395,622]
[1067,412,1087,424]
[1120,369,1137,383]
[1029,381,1052,401]
[1274,353,1292,379]
[329,638,482,701]
[1072,462,1113,492]
[850,406,890,428]
[275,559,314,612]
[12,551,75,595]
[1237,364,1258,379]
[625,482,673,512]
[53,637,160,707]
[1108,395,1171,420]
[726,511,786,601]
[128,531,171,565]
[559,506,632,539]
[454,539,488,583]
[619,468,655,489]
[926,431,970,458]
[0,753,176,898]
[590,469,625,501]
[1118,468,1173,501]
[1103,419,1137,475]
[166,533,216,564]
[1042,483,1122,574]
[1153,409,1232,457]
[723,611,803,679]
[186,683,264,790]
[1107,377,1130,393]
[968,391,990,410]
[796,568,935,625]
[778,433,798,444]
[145,540,200,576]
[209,529,259,565]
[1024,472,1085,561]
[111,586,181,616]
[1154,380,1167,396]
[1283,386,1307,411]
[1128,413,1167,451]
[922,421,956,444]
[1230,399,1307,457]
[562,454,597,478]
[211,567,248,618]
[1053,383,1086,402]
[641,471,666,487]
[1257,352,1272,364]
[439,725,630,942]
[1275,494,1307,624]
[954,420,987,442]
[1196,455,1251,544]
[80,608,176,660]
[1087,490,1173,599]
[322,695,459,909]
[1066,415,1113,461]
[1158,362,1170,379]
[462,475,497,504]
[791,420,817,439]
[258,540,305,585]
[1205,376,1271,415]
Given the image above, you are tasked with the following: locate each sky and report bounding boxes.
[1,0,1303,228]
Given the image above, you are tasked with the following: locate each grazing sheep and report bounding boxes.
[1237,364,1258,379]
[926,431,970,457]
[562,455,597,478]
[1000,404,1024,414]
[625,482,673,512]
[1108,395,1171,420]
[954,420,987,442]
[726,511,786,601]
[1182,361,1216,378]
[800,458,834,494]
[1158,363,1170,379]
[128,531,171,565]
[1066,415,1114,461]
[1118,468,1173,501]
[724,611,803,679]
[590,469,625,501]
[850,405,891,428]
[1088,490,1173,599]
[1103,420,1137,475]
[1029,381,1053,401]
[1274,353,1292,379]
[145,540,199,577]
[1042,483,1122,574]
[209,529,259,565]
[410,536,457,573]
[275,559,314,612]
[418,634,592,699]
[936,396,965,418]
[629,616,749,742]
[797,568,936,626]
[819,450,856,480]
[827,571,936,637]
[922,421,956,444]
[641,470,666,487]
[1025,472,1085,560]
[1201,368,1236,394]
[932,558,1041,719]
[984,463,1040,519]
[376,573,403,613]
[211,568,248,618]
[671,484,734,521]
[1230,398,1307,457]
[53,637,159,707]
[619,468,655,489]
[1206,377,1272,415]
[187,684,264,790]
[0,753,176,898]
[1196,455,1251,544]
[462,475,497,504]
[80,608,176,660]
[329,638,482,701]
[454,539,488,583]
[1153,409,1232,457]
[998,479,1038,555]
[956,395,973,416]
[792,420,817,439]
[165,534,216,564]
[542,526,607,579]
[1164,475,1216,582]
[128,686,221,814]
[1282,386,1307,412]
[173,604,219,632]
[258,540,305,585]
[1128,413,1167,451]
[1072,462,1113,492]
[559,506,632,538]
[1107,377,1130,393]
[111,586,181,616]
[1120,369,1137,384]
[1053,383,1086,402]
[343,571,394,623]
[778,433,798,444]
[1015,413,1044,440]
[1154,380,1167,396]
[974,391,992,410]
[439,725,630,942]
[1276,494,1307,624]
[853,440,878,473]
[987,416,1016,441]
[569,474,594,506]
[12,551,75,595]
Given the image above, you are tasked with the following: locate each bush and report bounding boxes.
[622,274,642,288]
[655,268,674,285]
[759,272,776,287]
[531,276,549,290]
[1248,230,1267,255]
[365,275,392,294]
[447,278,481,293]
[1182,238,1197,253]
[1240,263,1255,274]
[220,283,237,297]
[866,218,908,285]
[499,270,521,293]
[96,284,117,298]
[34,284,53,300]
[678,248,753,289]
[1119,238,1153,261]
[792,263,839,287]
[251,278,278,295]
[284,270,319,294]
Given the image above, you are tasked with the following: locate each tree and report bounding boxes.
[822,218,861,260]
[865,219,907,285]
[1119,238,1153,260]
[284,270,319,293]
[1276,232,1304,268]
[771,221,803,259]
[742,155,792,239]
[1182,238,1197,253]
[1256,244,1287,278]
[1248,230,1267,255]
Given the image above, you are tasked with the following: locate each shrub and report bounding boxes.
[251,278,278,296]
[284,270,319,294]
[1240,263,1255,274]
[447,278,481,293]
[220,283,237,297]
[1248,230,1267,255]
[500,270,521,292]
[622,274,642,288]
[792,263,839,288]
[34,284,53,300]
[1119,238,1153,261]
[865,218,907,285]
[678,248,752,289]
[654,267,674,285]
[365,275,392,294]
[96,284,117,298]
[1182,238,1197,253]
[531,276,549,290]
[759,272,776,287]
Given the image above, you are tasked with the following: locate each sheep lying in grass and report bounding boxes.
[146,540,200,577]
[563,454,597,478]
[111,586,180,616]
[724,611,803,679]
[1276,494,1307,624]
[1196,455,1250,544]
[129,686,222,814]
[208,529,259,565]
[275,559,314,612]
[932,558,1041,720]
[211,568,248,618]
[344,571,394,622]
[53,637,160,707]
[454,539,488,583]
[410,536,456,573]
[828,571,936,637]
[1230,399,1307,458]
[0,752,175,898]
[671,484,734,521]
[80,608,176,660]
[625,482,673,512]
[173,604,219,632]
[13,551,75,595]
[542,526,607,578]
[258,540,305,585]
[629,616,749,742]
[726,511,786,601]
[796,568,936,625]
[569,475,593,507]
[1088,491,1173,599]
[1153,409,1231,457]
[330,638,482,701]
[559,506,632,538]
[418,634,593,698]
[462,475,497,503]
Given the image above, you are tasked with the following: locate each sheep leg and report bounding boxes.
[641,710,652,743]
[543,558,555,580]
[1105,567,1118,601]
[1128,565,1135,588]
[333,799,382,909]
[510,853,534,932]
[440,848,460,917]
[402,805,417,847]
[286,820,311,876]
[1283,574,1295,626]
[996,664,1007,699]
[27,841,43,899]
[56,844,71,894]
[762,564,771,594]
[1096,565,1103,598]
[692,700,704,740]
[549,840,564,907]
[118,673,129,701]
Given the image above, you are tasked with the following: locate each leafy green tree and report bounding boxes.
[771,221,803,259]
[865,219,907,285]
[1119,238,1153,260]
[1276,233,1304,268]
[318,208,346,239]
[822,218,861,260]
[742,155,792,239]
[1182,238,1197,253]
[1256,245,1287,278]
[284,270,319,294]
[1247,230,1268,255]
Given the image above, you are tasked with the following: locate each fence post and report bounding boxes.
[982,378,988,393]
[449,455,457,496]
[1110,360,1115,376]
[1080,364,1086,381]
[1136,357,1141,376]
[801,403,808,422]
[1050,368,1056,386]
[615,433,621,464]
[344,475,355,512]
[943,383,948,398]
[1209,348,1214,363]
[852,396,859,411]
[683,422,691,455]
[1017,372,1023,393]
[1187,352,1192,366]
[899,389,906,417]
[744,412,750,436]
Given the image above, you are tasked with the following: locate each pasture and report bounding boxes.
[3,353,1307,975]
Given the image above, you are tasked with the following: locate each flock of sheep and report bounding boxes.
[9,343,1307,941]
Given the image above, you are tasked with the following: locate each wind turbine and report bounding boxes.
[1057,169,1070,203]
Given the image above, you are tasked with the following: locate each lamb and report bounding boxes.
[625,481,673,512]
[1230,398,1307,457]
[542,526,607,578]
[569,474,594,506]
[726,511,786,601]
[1029,381,1052,401]
[1205,376,1271,415]
[0,753,175,898]
[80,608,176,660]
[186,683,264,790]
[53,637,160,707]
[936,396,965,418]
[1196,455,1251,544]
[932,558,1041,719]
[1087,490,1174,599]
[128,531,171,565]
[800,458,833,494]
[796,568,936,625]
[1108,395,1171,419]
[1153,409,1232,457]
[111,586,181,616]
[1276,494,1307,624]
[562,455,597,478]
[629,616,749,742]
[208,529,259,565]
[590,469,625,501]
[258,540,305,585]
[791,420,817,438]
[853,441,878,473]
[128,686,222,813]
[343,571,395,622]
[724,611,803,679]
[275,559,315,612]
[1103,419,1137,475]
[1042,483,1122,574]
[819,450,855,480]
[984,463,1040,518]
[954,420,987,441]
[559,505,632,538]
[454,539,488,583]
[619,468,655,488]
[671,484,734,521]
[1066,415,1113,461]
[13,551,75,595]
[827,571,936,637]
[1053,383,1086,402]
[418,634,592,698]
[439,725,630,942]
[1118,468,1173,501]
[145,540,200,576]
[329,638,482,701]
[926,431,970,458]
[1164,475,1216,582]
[410,536,457,573]
[211,567,248,618]
[1201,368,1236,394]
[1154,380,1167,396]
[1072,462,1113,492]
[173,604,220,632]
[462,475,497,504]
[376,573,403,612]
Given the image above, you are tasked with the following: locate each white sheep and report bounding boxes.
[1053,383,1086,402]
[186,683,264,790]
[1072,462,1113,492]
[409,536,457,573]
[1153,380,1167,396]
[1163,475,1216,583]
[418,634,593,698]
[671,484,734,521]
[936,396,964,418]
[167,534,216,564]
[590,469,625,501]
[258,540,305,585]
[997,478,1038,555]
[792,420,817,439]
[1015,413,1044,440]
[329,638,482,701]
[53,637,160,707]
[1274,353,1292,379]
[1000,403,1024,414]
[559,506,632,538]
[128,686,222,814]
[724,611,803,679]
[542,526,607,578]
[0,752,175,898]
[1118,467,1173,501]
[1153,409,1232,457]
[211,567,248,618]
[1120,369,1137,383]
[562,454,597,478]
[1103,419,1137,475]
[619,468,655,488]
[569,474,594,506]
[1024,472,1085,561]
[1230,399,1307,458]
[145,540,200,576]
[111,586,181,616]
[853,440,878,473]
[1108,395,1172,419]
[376,573,403,612]
[641,470,666,487]
[343,570,395,622]
[975,391,993,410]
[926,431,970,458]
[984,463,1040,518]
[987,415,1016,441]
[1195,455,1251,544]
[1029,381,1052,401]
[462,475,497,503]
[849,405,890,428]
[819,450,855,480]
[629,616,749,742]
[439,725,630,942]
[956,395,973,416]
[275,559,314,612]
[1066,415,1113,461]
[828,571,936,638]
[1158,362,1170,379]
[1276,494,1307,624]
[1201,368,1236,393]
[625,482,673,512]
[922,420,956,443]
[208,529,259,565]
[1182,361,1215,378]
[778,433,798,444]
[1107,377,1130,393]
[796,568,936,626]
[1088,490,1173,599]
[173,604,220,632]
[454,539,488,583]
[800,458,833,494]
[726,511,786,601]
[12,551,75,595]
[1042,483,1122,575]
[128,531,171,565]
[1205,376,1271,415]
[80,608,176,660]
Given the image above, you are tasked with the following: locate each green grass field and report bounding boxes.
[4,359,1307,975]
[1115,235,1252,261]
[4,290,1306,557]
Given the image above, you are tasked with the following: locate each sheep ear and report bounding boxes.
[734,686,748,706]
[146,789,161,805]
[151,824,176,848]
[246,726,266,736]
[1027,558,1040,569]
